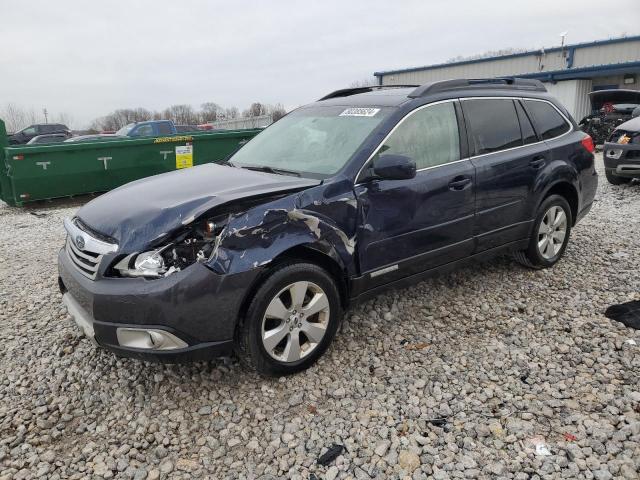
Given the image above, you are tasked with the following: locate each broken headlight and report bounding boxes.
[112,215,229,279]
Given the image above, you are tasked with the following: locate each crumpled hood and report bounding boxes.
[76,163,320,252]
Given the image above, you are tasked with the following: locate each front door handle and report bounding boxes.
[530,156,546,169]
[449,176,472,191]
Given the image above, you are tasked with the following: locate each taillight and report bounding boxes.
[581,135,595,153]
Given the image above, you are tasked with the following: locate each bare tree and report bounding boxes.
[243,102,268,118]
[53,111,74,128]
[1,103,43,132]
[223,107,239,120]
[200,102,221,124]
[91,108,155,131]
[445,47,529,64]
[163,104,199,125]
[269,103,287,121]
[349,78,377,88]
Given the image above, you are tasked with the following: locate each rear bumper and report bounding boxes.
[58,247,259,362]
[603,142,640,177]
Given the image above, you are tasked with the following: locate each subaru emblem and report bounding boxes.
[75,235,85,250]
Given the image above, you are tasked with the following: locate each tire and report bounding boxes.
[236,261,342,376]
[605,169,632,185]
[514,194,572,269]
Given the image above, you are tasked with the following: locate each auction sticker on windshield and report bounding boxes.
[175,145,193,169]
[339,107,380,117]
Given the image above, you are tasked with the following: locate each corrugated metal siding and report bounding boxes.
[544,80,592,121]
[574,40,640,67]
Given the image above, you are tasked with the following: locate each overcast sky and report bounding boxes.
[2,0,639,128]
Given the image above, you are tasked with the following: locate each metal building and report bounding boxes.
[374,36,640,121]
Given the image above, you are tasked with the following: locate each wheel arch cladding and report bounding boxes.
[232,243,350,338]
[542,182,579,225]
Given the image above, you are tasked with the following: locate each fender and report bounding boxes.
[532,160,579,214]
[207,195,357,277]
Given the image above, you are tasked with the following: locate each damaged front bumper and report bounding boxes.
[603,141,640,178]
[57,247,260,362]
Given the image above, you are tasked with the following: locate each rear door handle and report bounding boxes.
[449,176,472,191]
[530,156,546,169]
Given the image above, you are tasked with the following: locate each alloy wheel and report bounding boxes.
[537,206,567,260]
[261,281,330,363]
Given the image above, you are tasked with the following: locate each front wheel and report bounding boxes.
[514,195,572,269]
[605,169,632,185]
[236,261,342,376]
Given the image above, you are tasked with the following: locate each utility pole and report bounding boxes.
[559,32,568,56]
[43,108,48,123]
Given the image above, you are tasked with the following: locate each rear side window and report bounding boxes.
[377,101,460,170]
[462,99,522,155]
[524,100,570,140]
[515,101,538,145]
[157,122,173,135]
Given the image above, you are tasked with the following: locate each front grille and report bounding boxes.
[66,237,103,280]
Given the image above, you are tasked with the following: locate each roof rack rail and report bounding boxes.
[408,78,546,98]
[319,85,419,101]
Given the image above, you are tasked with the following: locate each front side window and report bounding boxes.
[133,124,154,137]
[375,101,460,170]
[524,100,571,140]
[116,123,135,136]
[231,105,390,178]
[22,127,36,135]
[463,99,522,155]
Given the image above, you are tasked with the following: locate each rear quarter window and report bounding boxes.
[462,98,522,155]
[524,100,571,140]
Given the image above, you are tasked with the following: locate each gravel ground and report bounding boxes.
[1,153,639,480]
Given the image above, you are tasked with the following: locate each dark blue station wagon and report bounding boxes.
[58,78,598,375]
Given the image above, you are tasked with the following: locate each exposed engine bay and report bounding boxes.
[111,215,229,278]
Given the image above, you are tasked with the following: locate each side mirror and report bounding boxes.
[632,106,640,118]
[371,154,416,181]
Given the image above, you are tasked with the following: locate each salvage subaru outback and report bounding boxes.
[58,78,597,375]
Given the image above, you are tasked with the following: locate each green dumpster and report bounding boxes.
[0,121,259,207]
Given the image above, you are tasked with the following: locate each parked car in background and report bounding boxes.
[603,113,640,184]
[115,120,177,137]
[26,133,69,145]
[64,134,119,143]
[175,125,201,133]
[58,78,597,375]
[579,89,640,145]
[9,123,71,145]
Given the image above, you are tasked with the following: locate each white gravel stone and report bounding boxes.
[1,155,639,478]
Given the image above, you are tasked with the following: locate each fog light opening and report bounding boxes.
[116,328,188,351]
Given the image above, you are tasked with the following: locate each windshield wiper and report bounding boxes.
[240,165,301,177]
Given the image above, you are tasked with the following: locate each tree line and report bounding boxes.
[1,103,73,134]
[90,102,287,132]
[1,101,287,133]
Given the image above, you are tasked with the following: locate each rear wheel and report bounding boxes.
[605,169,632,185]
[514,195,572,269]
[236,261,342,376]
